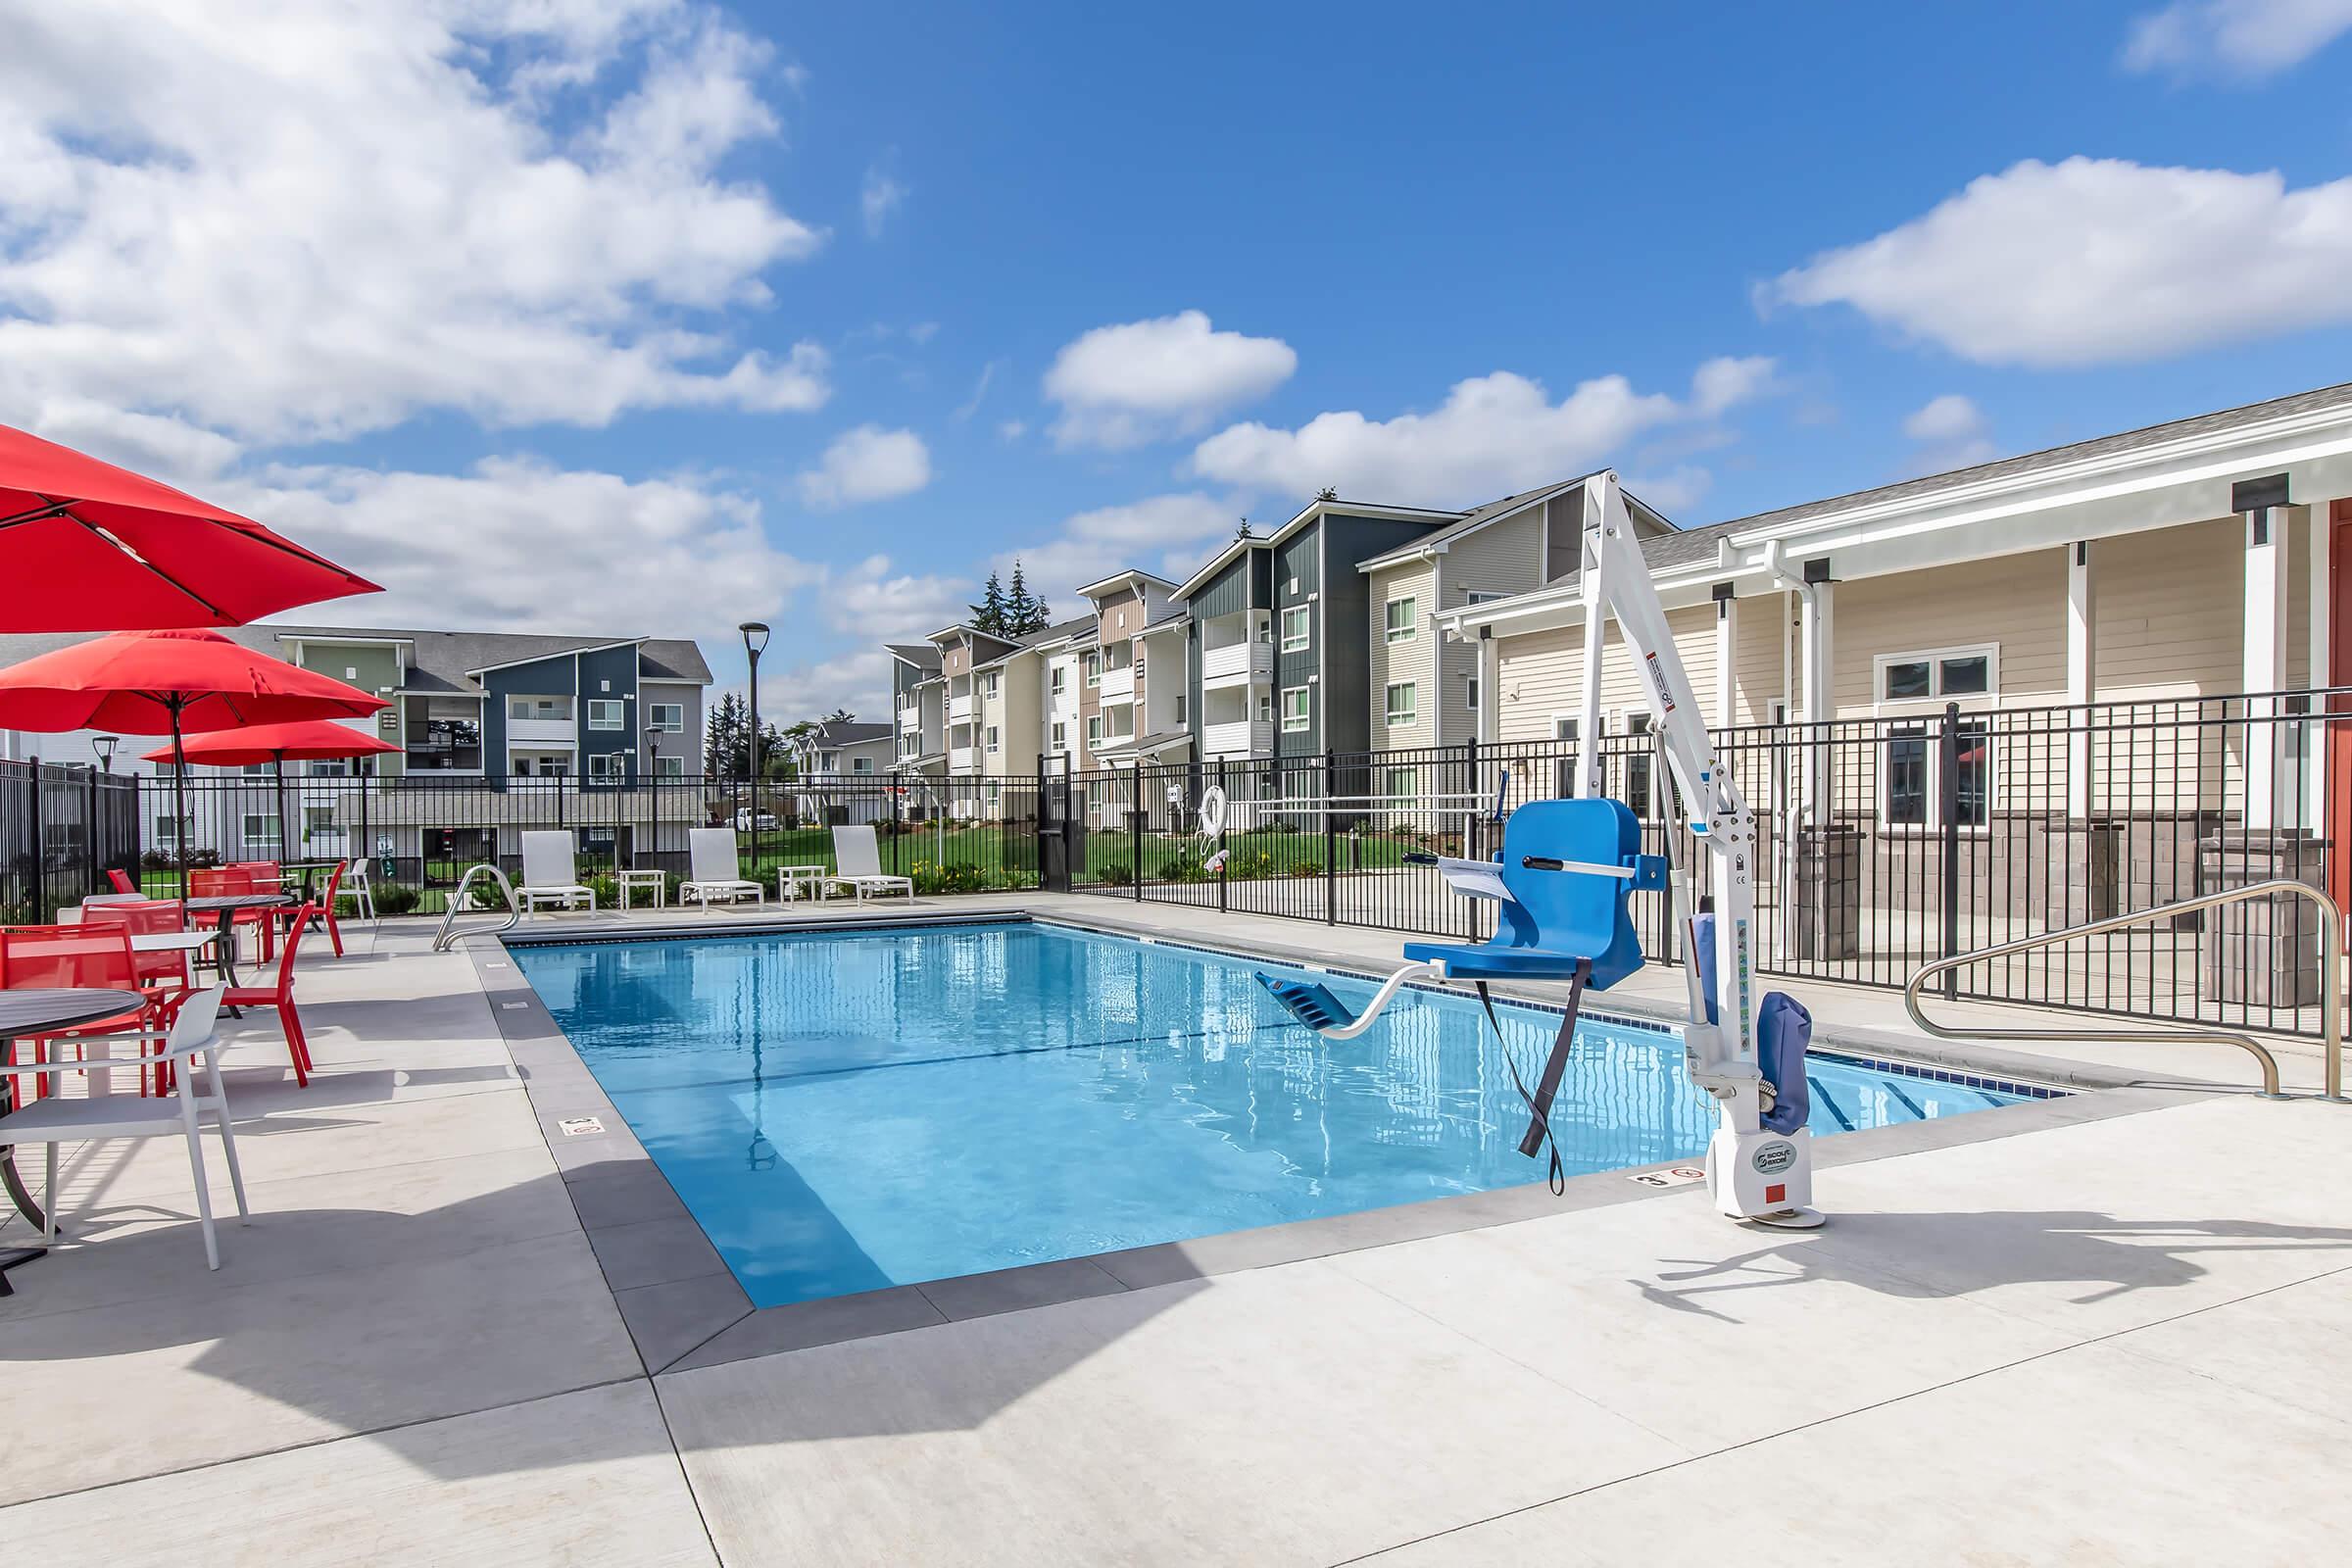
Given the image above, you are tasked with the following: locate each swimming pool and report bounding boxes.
[511,919,2037,1308]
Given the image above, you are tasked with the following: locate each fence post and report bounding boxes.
[85,764,102,903]
[1217,757,1229,914]
[28,758,46,922]
[1939,700,1961,1000]
[1062,752,1074,889]
[1323,747,1337,925]
[1132,758,1144,901]
[1462,738,1479,942]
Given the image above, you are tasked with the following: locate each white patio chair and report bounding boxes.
[679,827,763,910]
[334,859,379,932]
[823,825,914,902]
[0,988,249,1270]
[517,831,596,915]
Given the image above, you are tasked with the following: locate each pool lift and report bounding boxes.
[1250,470,1823,1228]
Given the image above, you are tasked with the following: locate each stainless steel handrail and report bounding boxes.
[1904,878,2346,1102]
[432,863,521,953]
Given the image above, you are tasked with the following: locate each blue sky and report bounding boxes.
[6,1,2352,715]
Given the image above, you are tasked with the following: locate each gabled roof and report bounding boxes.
[886,642,942,672]
[812,719,893,747]
[1353,474,1678,573]
[1261,496,1461,552]
[1074,567,1180,602]
[1173,534,1275,602]
[1020,614,1098,650]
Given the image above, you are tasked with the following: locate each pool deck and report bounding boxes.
[3,895,2348,1564]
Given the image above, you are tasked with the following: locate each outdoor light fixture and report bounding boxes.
[741,620,770,865]
[91,734,119,771]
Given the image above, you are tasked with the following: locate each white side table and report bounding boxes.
[776,863,830,902]
[614,869,668,911]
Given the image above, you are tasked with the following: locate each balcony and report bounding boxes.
[1201,718,1274,758]
[948,693,974,722]
[506,716,575,746]
[898,704,920,733]
[1097,663,1134,703]
[949,746,978,770]
[1201,641,1273,689]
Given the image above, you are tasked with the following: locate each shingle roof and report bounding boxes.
[886,642,942,671]
[0,623,711,698]
[814,720,892,746]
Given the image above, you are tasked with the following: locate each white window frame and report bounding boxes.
[1050,720,1066,753]
[982,670,1000,697]
[1384,765,1418,805]
[586,752,622,780]
[1385,681,1416,729]
[586,700,625,731]
[654,754,686,778]
[1279,607,1309,653]
[1083,652,1101,688]
[1872,643,1999,832]
[241,811,284,851]
[1872,643,1999,710]
[1051,666,1066,695]
[1280,686,1310,734]
[985,724,1001,755]
[1385,596,1417,644]
[1464,671,1480,711]
[646,702,684,732]
[1087,715,1104,746]
[1465,590,1507,606]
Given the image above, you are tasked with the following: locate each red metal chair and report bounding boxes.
[224,905,320,1087]
[106,867,137,894]
[192,865,278,963]
[284,859,351,957]
[82,898,194,996]
[0,924,170,1099]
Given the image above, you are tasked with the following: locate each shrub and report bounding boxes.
[1099,863,1135,887]
[373,882,421,916]
[1228,850,1278,880]
[1288,860,1321,879]
[909,858,991,895]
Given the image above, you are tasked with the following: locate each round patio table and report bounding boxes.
[183,892,296,988]
[0,987,144,1293]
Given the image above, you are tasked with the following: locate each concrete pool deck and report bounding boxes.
[2,896,2348,1564]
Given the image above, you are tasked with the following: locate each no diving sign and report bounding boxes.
[1627,1164,1705,1189]
[558,1116,606,1138]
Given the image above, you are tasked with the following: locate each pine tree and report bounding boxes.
[1006,559,1050,634]
[969,570,1006,635]
[705,692,747,776]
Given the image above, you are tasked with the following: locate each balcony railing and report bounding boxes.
[898,704,920,733]
[506,716,576,745]
[948,694,974,722]
[1201,641,1273,687]
[1097,664,1134,702]
[1201,718,1273,757]
[949,746,978,770]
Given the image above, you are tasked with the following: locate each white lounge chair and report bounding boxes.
[517,831,596,915]
[824,824,914,902]
[680,827,763,910]
[0,988,248,1270]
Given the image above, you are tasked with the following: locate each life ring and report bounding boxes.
[1196,783,1227,840]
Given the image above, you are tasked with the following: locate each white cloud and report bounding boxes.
[815,555,971,640]
[0,0,829,446]
[998,419,1028,441]
[861,165,906,238]
[2123,0,2352,79]
[1044,311,1297,449]
[996,492,1240,607]
[1764,157,2352,368]
[1189,358,1774,510]
[797,425,933,508]
[954,360,1000,420]
[228,455,819,639]
[1900,394,1996,473]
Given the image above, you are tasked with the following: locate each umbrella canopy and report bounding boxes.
[0,422,381,631]
[137,718,397,767]
[0,629,387,896]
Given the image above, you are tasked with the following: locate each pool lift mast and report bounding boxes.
[1261,471,1820,1229]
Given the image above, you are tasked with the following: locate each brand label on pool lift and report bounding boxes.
[1751,1141,1796,1175]
[1643,652,1676,713]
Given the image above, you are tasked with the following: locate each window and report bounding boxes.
[509,695,570,721]
[241,812,283,852]
[852,757,873,774]
[1624,712,1654,818]
[1088,715,1104,746]
[1876,646,1996,705]
[586,700,624,731]
[587,752,621,780]
[985,724,1001,755]
[1256,693,1274,724]
[1083,653,1101,687]
[1385,596,1417,644]
[1174,692,1186,724]
[1466,590,1507,606]
[1552,716,1580,798]
[1255,617,1274,644]
[1051,666,1066,695]
[1883,718,1991,829]
[1280,687,1310,734]
[1385,766,1418,806]
[1385,681,1416,728]
[152,811,183,850]
[1465,672,1480,711]
[302,805,336,842]
[1051,720,1066,752]
[239,762,270,778]
[646,703,684,732]
[1280,607,1310,652]
[655,755,686,778]
[982,671,1000,697]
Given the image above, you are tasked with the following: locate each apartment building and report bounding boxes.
[1074,570,1189,769]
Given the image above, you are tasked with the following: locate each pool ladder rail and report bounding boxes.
[432,863,522,953]
[1903,878,2345,1102]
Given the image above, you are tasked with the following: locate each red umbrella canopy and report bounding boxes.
[0,628,386,735]
[138,717,398,767]
[0,422,381,631]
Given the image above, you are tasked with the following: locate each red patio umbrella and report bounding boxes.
[0,629,387,895]
[0,422,380,631]
[140,718,397,858]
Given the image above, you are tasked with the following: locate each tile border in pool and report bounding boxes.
[477,910,2191,1375]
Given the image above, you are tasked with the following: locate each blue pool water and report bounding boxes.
[512,919,2033,1307]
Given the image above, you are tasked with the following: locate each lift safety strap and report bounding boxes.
[1476,957,1591,1198]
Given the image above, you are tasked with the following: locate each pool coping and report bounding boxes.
[470,907,2225,1376]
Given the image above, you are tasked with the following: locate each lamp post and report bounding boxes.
[741,621,769,874]
[91,734,118,771]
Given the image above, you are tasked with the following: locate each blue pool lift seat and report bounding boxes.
[1400,798,1663,990]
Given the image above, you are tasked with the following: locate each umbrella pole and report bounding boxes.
[276,755,289,864]
[171,698,191,903]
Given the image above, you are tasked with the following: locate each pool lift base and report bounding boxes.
[1247,470,1825,1229]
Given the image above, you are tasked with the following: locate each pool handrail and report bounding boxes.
[1903,877,2346,1102]
[432,862,522,953]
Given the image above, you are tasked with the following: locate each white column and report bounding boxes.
[2307,505,2330,831]
[2244,507,2288,829]
[1713,588,1738,729]
[1799,578,1834,821]
[1476,630,1501,747]
[2067,541,2095,819]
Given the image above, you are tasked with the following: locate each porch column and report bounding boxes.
[1476,627,1501,747]
[1799,565,1834,821]
[2242,492,2289,830]
[1712,584,1737,729]
[2307,503,2330,831]
[2067,541,2095,819]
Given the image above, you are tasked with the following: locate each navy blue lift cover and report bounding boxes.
[1690,912,1812,1136]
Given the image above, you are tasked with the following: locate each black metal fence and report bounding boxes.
[1,760,141,923]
